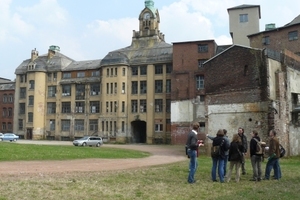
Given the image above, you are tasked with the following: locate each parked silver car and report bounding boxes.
[73,136,103,147]
[0,133,19,142]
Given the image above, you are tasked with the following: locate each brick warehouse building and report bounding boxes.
[248,14,300,55]
[170,40,230,144]
[0,78,15,133]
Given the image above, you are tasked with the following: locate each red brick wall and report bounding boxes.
[249,24,300,54]
[171,40,217,101]
[0,89,14,133]
[204,45,269,104]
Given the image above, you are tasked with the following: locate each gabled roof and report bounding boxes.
[284,14,300,27]
[204,44,261,64]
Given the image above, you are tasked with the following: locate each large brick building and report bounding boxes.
[0,78,15,133]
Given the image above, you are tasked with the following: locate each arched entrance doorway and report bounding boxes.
[131,120,146,143]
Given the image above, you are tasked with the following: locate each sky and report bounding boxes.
[1,0,300,81]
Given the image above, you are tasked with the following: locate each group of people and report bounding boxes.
[185,122,282,184]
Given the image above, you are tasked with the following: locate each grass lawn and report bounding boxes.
[0,143,300,200]
[0,142,150,161]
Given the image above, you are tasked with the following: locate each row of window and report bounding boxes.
[262,31,298,45]
[2,94,14,103]
[131,64,172,76]
[18,119,168,133]
[131,99,171,113]
[2,107,13,117]
[1,122,12,131]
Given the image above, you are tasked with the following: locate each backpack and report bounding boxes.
[211,145,220,158]
[279,144,286,158]
[211,139,224,158]
[253,138,266,155]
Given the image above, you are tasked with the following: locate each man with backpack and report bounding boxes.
[249,130,265,181]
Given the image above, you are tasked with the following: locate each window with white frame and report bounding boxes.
[196,75,204,89]
[155,123,163,132]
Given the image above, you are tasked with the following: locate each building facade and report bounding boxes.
[248,15,300,55]
[170,40,220,144]
[0,78,15,133]
[13,0,172,144]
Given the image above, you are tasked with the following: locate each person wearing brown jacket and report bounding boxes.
[263,129,281,180]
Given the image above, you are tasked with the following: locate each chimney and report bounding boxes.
[31,48,39,61]
[48,45,60,60]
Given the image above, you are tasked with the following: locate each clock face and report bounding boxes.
[143,12,150,20]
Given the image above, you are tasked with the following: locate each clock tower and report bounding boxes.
[132,0,164,47]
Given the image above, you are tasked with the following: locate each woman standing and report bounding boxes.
[211,129,229,183]
[226,134,244,182]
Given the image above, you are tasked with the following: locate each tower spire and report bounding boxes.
[145,0,154,9]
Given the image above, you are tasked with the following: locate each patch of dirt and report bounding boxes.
[0,141,186,177]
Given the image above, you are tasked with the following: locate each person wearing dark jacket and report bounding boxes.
[211,129,229,183]
[264,129,281,180]
[238,127,248,175]
[249,130,263,181]
[226,134,244,182]
[186,122,202,184]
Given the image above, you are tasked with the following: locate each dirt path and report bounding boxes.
[0,140,186,176]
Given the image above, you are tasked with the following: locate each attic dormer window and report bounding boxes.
[27,64,36,70]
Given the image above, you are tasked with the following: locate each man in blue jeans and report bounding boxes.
[264,129,281,180]
[186,122,203,184]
